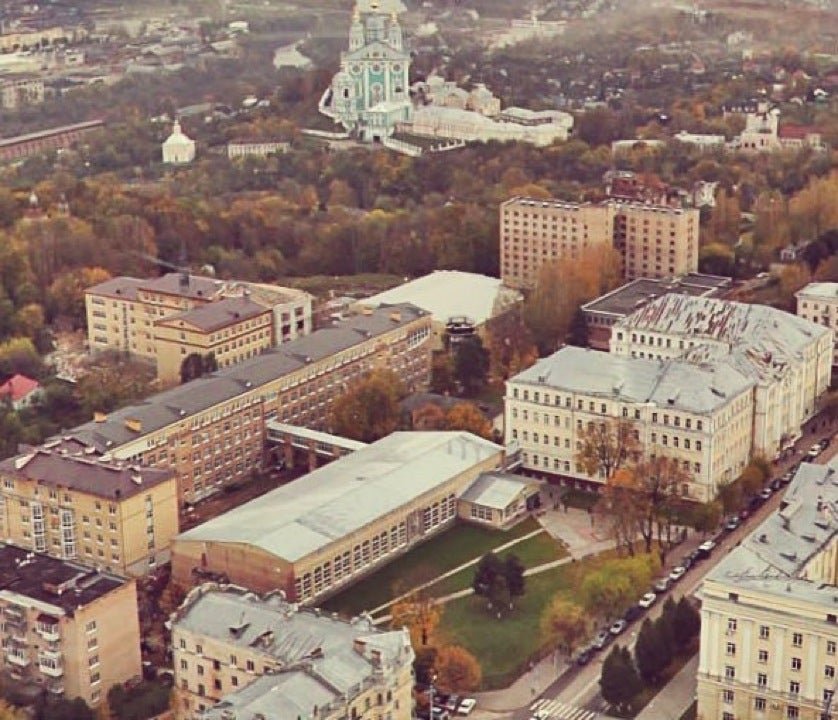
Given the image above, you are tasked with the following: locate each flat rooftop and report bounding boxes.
[359,270,521,326]
[797,282,838,300]
[176,432,501,563]
[0,544,126,616]
[582,275,732,317]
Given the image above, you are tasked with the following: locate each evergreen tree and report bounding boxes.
[504,554,526,601]
[635,618,667,685]
[673,597,701,649]
[452,335,489,397]
[600,645,642,713]
[472,553,503,598]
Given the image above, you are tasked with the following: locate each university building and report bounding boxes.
[171,431,506,602]
[504,347,754,501]
[796,282,838,367]
[0,544,142,708]
[0,449,178,577]
[60,303,433,506]
[698,459,838,720]
[499,196,700,290]
[170,584,414,720]
[611,294,833,457]
[84,272,313,383]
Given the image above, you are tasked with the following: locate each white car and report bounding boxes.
[457,699,476,716]
[529,711,549,720]
[669,566,687,582]
[638,592,657,609]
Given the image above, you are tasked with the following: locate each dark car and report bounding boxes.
[770,477,783,491]
[624,605,643,622]
[748,495,763,511]
[687,548,703,565]
[576,647,593,666]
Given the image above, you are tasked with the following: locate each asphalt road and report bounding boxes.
[514,419,837,720]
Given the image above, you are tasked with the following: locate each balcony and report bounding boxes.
[6,652,29,667]
[47,681,64,695]
[35,621,59,642]
[3,606,24,622]
[38,661,63,678]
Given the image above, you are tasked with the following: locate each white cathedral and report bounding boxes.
[318,0,412,141]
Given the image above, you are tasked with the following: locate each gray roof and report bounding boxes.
[704,458,838,606]
[85,276,144,301]
[139,272,225,300]
[0,449,173,500]
[175,585,412,720]
[510,346,753,415]
[582,275,731,318]
[157,296,269,332]
[797,282,838,300]
[58,304,427,451]
[459,471,537,509]
[176,432,501,562]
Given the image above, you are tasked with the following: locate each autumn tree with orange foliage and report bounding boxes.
[390,588,442,649]
[434,645,482,694]
[523,245,622,354]
[445,402,492,439]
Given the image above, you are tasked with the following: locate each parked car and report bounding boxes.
[687,548,703,565]
[748,495,763,511]
[697,540,717,558]
[669,566,687,582]
[592,630,611,649]
[457,699,477,716]
[624,605,643,622]
[653,577,670,593]
[770,477,783,491]
[725,516,740,531]
[738,508,750,521]
[530,710,550,720]
[807,443,822,460]
[820,438,831,451]
[609,619,627,636]
[759,487,773,501]
[576,647,593,666]
[638,592,657,609]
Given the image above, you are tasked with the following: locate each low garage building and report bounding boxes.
[458,471,540,528]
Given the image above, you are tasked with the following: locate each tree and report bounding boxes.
[434,645,482,693]
[673,597,701,650]
[452,335,489,397]
[0,699,22,720]
[717,479,743,516]
[328,370,404,442]
[600,645,642,714]
[504,554,526,602]
[484,307,538,381]
[472,552,503,599]
[445,402,491,438]
[582,555,657,622]
[414,646,438,686]
[635,618,669,685]
[540,597,589,656]
[46,266,111,327]
[33,697,95,720]
[576,417,639,481]
[430,352,455,395]
[629,456,690,554]
[738,463,767,496]
[390,589,442,648]
[690,501,722,536]
[411,402,447,430]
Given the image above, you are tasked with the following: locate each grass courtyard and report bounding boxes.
[437,549,621,689]
[320,518,542,617]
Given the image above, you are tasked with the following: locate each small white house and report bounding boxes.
[162,120,195,165]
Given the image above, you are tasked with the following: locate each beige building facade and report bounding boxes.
[796,282,838,367]
[85,272,313,382]
[0,75,44,109]
[500,197,613,290]
[499,196,699,290]
[171,432,503,602]
[0,544,141,708]
[611,294,834,457]
[504,347,755,501]
[0,449,178,577]
[698,459,838,720]
[63,304,433,506]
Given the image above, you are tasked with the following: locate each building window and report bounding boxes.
[826,665,835,679]
[757,673,767,688]
[754,697,766,711]
[727,618,737,633]
[792,632,803,647]
[723,713,734,720]
[723,690,734,704]
[787,707,798,720]
[789,681,800,696]
[725,665,735,680]
[759,625,769,640]
[791,657,801,672]
[726,642,735,656]
[758,650,768,663]
[828,641,837,656]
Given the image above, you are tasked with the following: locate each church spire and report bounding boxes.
[349,3,364,50]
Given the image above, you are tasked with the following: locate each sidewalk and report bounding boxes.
[634,655,697,720]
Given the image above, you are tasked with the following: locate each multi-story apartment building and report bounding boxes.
[796,282,838,367]
[171,431,504,602]
[698,459,838,720]
[611,294,834,457]
[499,196,699,289]
[504,346,755,501]
[85,272,313,382]
[170,583,414,720]
[0,544,141,708]
[0,75,44,110]
[58,303,432,506]
[0,449,177,576]
[499,197,613,290]
[609,201,699,281]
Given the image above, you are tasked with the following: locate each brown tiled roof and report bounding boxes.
[85,276,144,301]
[155,296,270,333]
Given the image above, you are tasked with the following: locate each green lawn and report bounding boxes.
[319,518,541,617]
[438,549,620,689]
[427,530,568,598]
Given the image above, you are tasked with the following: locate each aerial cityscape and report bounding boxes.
[0,0,834,719]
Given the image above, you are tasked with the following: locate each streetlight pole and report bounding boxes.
[429,673,436,719]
